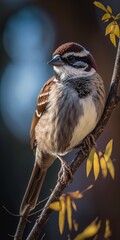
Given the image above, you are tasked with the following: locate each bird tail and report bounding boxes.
[20,162,47,215]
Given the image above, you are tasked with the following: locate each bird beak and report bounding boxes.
[48,54,63,66]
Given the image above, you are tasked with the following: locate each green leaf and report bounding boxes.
[94,1,107,12]
[104,139,113,161]
[102,13,111,21]
[86,148,95,177]
[93,152,100,180]
[106,158,115,179]
[107,5,112,14]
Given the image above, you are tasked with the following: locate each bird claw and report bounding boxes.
[85,134,96,151]
[74,134,96,155]
[79,134,96,157]
[57,156,73,184]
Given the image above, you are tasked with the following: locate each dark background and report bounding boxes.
[0,0,120,239]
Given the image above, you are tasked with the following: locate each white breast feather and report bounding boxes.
[67,95,97,150]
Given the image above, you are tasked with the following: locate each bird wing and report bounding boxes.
[30,76,56,150]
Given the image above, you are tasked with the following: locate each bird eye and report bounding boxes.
[67,56,76,63]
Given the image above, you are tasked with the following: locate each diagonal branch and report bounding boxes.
[25,40,120,240]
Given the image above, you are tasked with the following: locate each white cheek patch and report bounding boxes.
[53,66,61,74]
[54,65,96,80]
[53,66,66,80]
[80,67,96,77]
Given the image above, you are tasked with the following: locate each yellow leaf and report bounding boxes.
[81,184,93,195]
[49,201,61,211]
[102,13,111,21]
[114,23,120,38]
[73,219,78,232]
[74,219,101,240]
[59,196,66,234]
[99,151,102,157]
[104,219,112,238]
[94,1,107,12]
[86,148,95,177]
[107,5,112,14]
[115,13,120,20]
[69,191,83,199]
[104,19,110,22]
[106,158,115,179]
[93,152,100,180]
[104,139,113,161]
[84,184,93,192]
[66,196,72,231]
[105,22,115,35]
[100,157,108,178]
[110,33,116,47]
[72,201,77,211]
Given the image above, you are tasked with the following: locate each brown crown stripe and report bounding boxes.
[53,42,84,56]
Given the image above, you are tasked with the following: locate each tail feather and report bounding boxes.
[20,162,47,215]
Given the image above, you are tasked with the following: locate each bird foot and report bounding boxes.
[74,134,96,157]
[85,134,96,151]
[57,156,73,184]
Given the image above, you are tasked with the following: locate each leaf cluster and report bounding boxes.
[49,191,83,234]
[86,139,115,180]
[49,145,114,239]
[94,1,120,46]
[74,219,111,240]
[49,191,112,240]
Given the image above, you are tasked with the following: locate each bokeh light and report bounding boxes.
[0,6,55,142]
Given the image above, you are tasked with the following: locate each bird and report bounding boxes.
[20,42,105,215]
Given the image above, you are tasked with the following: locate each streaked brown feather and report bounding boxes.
[30,76,56,150]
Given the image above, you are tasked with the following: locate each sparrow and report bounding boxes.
[20,42,105,215]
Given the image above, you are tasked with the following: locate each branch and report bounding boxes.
[14,206,30,240]
[26,40,120,240]
[14,40,120,240]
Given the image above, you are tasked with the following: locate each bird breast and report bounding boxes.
[35,81,97,156]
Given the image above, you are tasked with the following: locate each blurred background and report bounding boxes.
[0,0,120,239]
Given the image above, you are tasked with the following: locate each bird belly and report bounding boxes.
[67,96,97,151]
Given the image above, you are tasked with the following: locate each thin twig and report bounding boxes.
[3,205,21,217]
[36,196,50,206]
[29,208,44,217]
[40,233,45,240]
[26,40,120,240]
